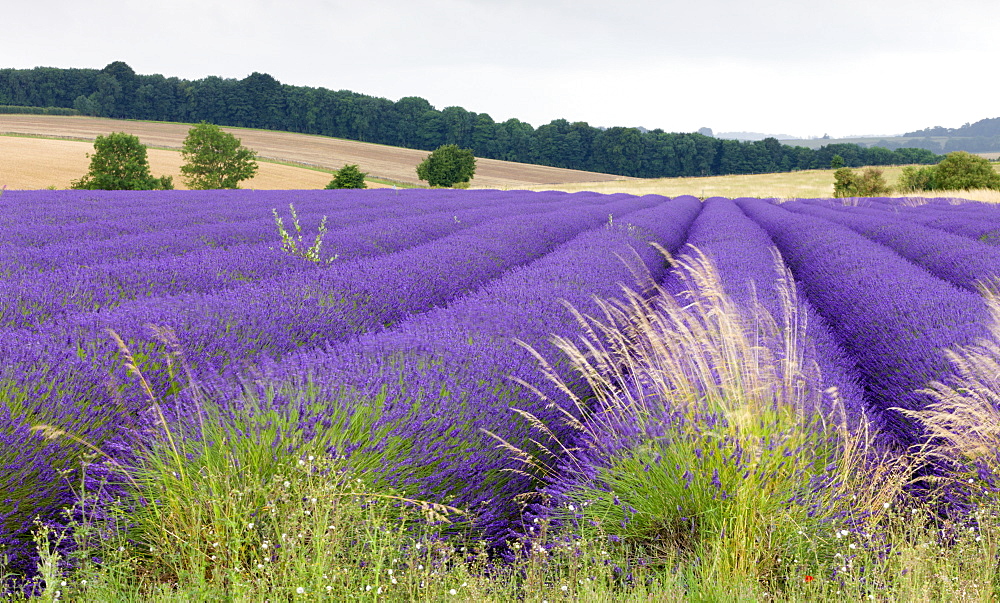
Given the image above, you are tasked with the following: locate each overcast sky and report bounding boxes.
[6,0,998,138]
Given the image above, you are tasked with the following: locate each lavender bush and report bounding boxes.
[4,189,1000,597]
[736,197,989,445]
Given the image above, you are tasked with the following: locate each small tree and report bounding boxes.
[416,144,476,188]
[325,164,367,189]
[933,151,1000,191]
[832,167,858,198]
[897,165,937,192]
[180,122,258,189]
[71,132,173,190]
[833,167,891,198]
[830,154,845,169]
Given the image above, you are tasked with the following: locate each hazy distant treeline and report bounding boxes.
[0,62,942,177]
[893,118,1000,154]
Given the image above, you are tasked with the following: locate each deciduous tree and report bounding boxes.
[325,164,367,189]
[71,132,173,190]
[933,151,1000,190]
[180,122,258,189]
[896,165,937,192]
[833,166,891,198]
[415,144,476,187]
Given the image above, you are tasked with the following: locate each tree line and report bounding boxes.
[0,62,942,178]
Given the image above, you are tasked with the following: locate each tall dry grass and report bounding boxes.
[506,247,922,594]
[11,249,1000,601]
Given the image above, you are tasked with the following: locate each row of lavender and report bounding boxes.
[0,188,668,575]
[3,189,1000,579]
[0,191,639,328]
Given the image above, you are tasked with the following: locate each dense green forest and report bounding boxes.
[0,62,942,178]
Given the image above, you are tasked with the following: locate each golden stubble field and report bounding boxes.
[529,165,1000,203]
[0,136,340,190]
[3,115,997,201]
[0,115,629,190]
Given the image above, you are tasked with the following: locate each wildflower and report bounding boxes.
[804,576,814,583]
[561,584,569,591]
[450,589,458,595]
[296,587,305,594]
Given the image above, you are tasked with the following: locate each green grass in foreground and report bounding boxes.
[7,258,1000,601]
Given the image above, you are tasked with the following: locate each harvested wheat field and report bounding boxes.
[0,115,629,189]
[528,168,914,198]
[531,165,1000,203]
[0,136,344,190]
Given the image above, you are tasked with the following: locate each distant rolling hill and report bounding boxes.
[0,115,632,189]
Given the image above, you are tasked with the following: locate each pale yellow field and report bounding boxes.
[527,165,1000,203]
[0,135,388,190]
[0,115,627,189]
[3,115,997,201]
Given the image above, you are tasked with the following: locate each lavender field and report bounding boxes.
[3,189,1000,600]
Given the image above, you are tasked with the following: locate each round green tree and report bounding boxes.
[180,122,259,189]
[415,144,476,188]
[933,151,1000,191]
[325,164,367,189]
[71,132,173,190]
